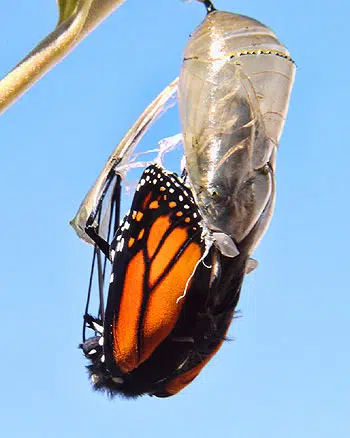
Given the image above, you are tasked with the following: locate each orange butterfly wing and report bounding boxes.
[104,165,205,375]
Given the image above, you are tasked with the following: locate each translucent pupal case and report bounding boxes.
[179,10,295,252]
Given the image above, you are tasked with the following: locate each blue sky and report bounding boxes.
[0,1,349,437]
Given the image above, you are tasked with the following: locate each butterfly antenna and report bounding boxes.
[102,175,121,284]
[83,247,97,342]
[98,175,122,322]
[96,249,105,322]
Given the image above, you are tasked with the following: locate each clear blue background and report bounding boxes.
[0,1,348,437]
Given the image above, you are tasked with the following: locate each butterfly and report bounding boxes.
[80,163,247,397]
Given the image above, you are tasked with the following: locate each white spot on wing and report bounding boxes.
[110,249,115,262]
[116,237,125,253]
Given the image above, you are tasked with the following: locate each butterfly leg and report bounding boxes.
[85,222,111,258]
[84,172,122,259]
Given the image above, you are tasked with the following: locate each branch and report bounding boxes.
[0,0,126,115]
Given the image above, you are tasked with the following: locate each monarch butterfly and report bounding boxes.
[178,2,296,255]
[73,0,295,397]
[80,164,247,397]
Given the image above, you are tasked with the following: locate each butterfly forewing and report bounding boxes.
[104,164,205,375]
